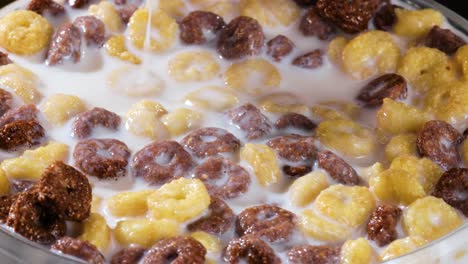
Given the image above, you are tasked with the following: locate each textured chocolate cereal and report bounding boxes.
[46,23,82,66]
[132,141,192,185]
[317,150,360,185]
[0,120,45,151]
[11,180,35,193]
[224,235,280,264]
[69,0,88,8]
[417,120,463,170]
[73,107,121,139]
[287,245,340,264]
[118,4,137,24]
[282,165,312,178]
[0,52,12,66]
[267,134,316,162]
[267,35,294,62]
[74,139,131,179]
[27,0,65,16]
[142,236,206,264]
[0,104,39,128]
[193,157,250,199]
[225,103,272,140]
[0,194,18,223]
[6,190,65,244]
[236,204,296,242]
[0,89,13,118]
[316,0,380,33]
[424,26,466,55]
[73,16,106,47]
[180,11,226,45]
[433,168,468,217]
[52,237,105,264]
[373,4,401,31]
[35,161,91,221]
[356,73,408,107]
[366,204,402,246]
[292,50,324,69]
[110,246,146,264]
[293,0,317,7]
[217,16,265,59]
[188,195,235,234]
[275,113,316,131]
[299,7,335,40]
[181,127,240,158]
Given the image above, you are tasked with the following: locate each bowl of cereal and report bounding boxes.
[0,0,466,263]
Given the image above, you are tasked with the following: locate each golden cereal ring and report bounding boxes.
[384,134,417,163]
[184,86,238,111]
[91,195,102,213]
[78,213,111,251]
[89,1,122,32]
[107,65,165,97]
[342,30,400,80]
[315,185,376,227]
[168,51,220,82]
[0,10,53,55]
[394,9,443,38]
[454,44,468,80]
[327,36,348,65]
[128,8,178,53]
[105,35,141,64]
[370,169,424,205]
[205,2,240,22]
[259,92,309,115]
[147,178,211,222]
[380,236,427,261]
[125,100,169,140]
[397,47,455,93]
[114,219,179,247]
[158,0,187,18]
[299,209,351,243]
[240,143,281,187]
[107,190,155,217]
[0,169,10,195]
[0,64,42,103]
[42,94,87,126]
[288,171,328,207]
[316,118,376,158]
[190,231,221,253]
[161,108,202,137]
[340,238,374,264]
[225,58,281,96]
[240,0,300,27]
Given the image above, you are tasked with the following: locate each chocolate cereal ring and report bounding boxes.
[193,157,250,199]
[52,237,105,264]
[36,161,92,221]
[181,127,241,158]
[142,236,206,264]
[0,194,19,223]
[0,104,39,128]
[0,89,13,117]
[266,134,317,162]
[275,113,316,131]
[433,168,468,217]
[0,120,45,151]
[287,245,340,264]
[224,235,280,264]
[73,107,121,139]
[236,204,296,242]
[317,150,360,185]
[133,141,193,185]
[226,103,272,140]
[6,190,65,244]
[110,246,146,264]
[188,196,235,234]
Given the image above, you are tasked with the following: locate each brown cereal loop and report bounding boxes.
[193,157,250,199]
[52,237,105,264]
[299,7,335,40]
[110,246,146,264]
[356,73,407,107]
[0,194,19,224]
[293,0,317,7]
[46,22,82,66]
[424,26,466,55]
[316,0,380,33]
[187,195,234,234]
[226,103,272,140]
[6,190,65,244]
[73,107,121,139]
[36,161,92,221]
[236,204,296,242]
[27,0,65,16]
[282,165,312,178]
[373,4,401,31]
[142,236,206,264]
[433,168,468,217]
[73,16,106,47]
[0,120,45,151]
[0,52,12,66]
[224,235,280,264]
[181,127,241,158]
[267,134,316,162]
[69,0,89,8]
[74,139,131,179]
[217,16,265,60]
[267,35,294,62]
[0,104,39,128]
[118,4,138,24]
[292,50,324,69]
[288,245,340,264]
[317,150,360,185]
[0,89,13,117]
[132,141,192,185]
[275,113,316,131]
[180,11,226,45]
[366,204,402,246]
[11,180,36,193]
[417,120,463,170]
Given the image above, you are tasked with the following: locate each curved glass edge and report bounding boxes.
[0,0,466,263]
